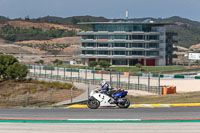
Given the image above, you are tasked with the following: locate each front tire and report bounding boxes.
[117,98,130,108]
[87,98,100,109]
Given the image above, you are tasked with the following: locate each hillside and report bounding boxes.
[0,15,200,48]
[30,15,108,25]
[31,16,200,48]
[0,20,80,31]
[14,36,81,45]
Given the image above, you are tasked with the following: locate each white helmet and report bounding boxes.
[101,80,107,87]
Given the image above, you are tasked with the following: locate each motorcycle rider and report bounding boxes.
[100,80,110,94]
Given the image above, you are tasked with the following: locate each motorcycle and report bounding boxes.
[87,88,130,109]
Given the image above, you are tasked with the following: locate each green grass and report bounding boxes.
[52,65,186,73]
[128,91,200,104]
[111,66,185,73]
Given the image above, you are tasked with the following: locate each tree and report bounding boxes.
[0,55,28,80]
[98,60,110,68]
[5,62,28,80]
[53,59,63,66]
[35,60,44,65]
[0,55,18,78]
[88,61,98,68]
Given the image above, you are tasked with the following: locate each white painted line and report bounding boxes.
[68,119,141,121]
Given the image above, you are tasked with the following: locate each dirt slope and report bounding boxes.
[14,36,81,45]
[0,20,80,31]
[190,43,200,50]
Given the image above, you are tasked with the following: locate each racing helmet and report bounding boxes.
[101,80,107,87]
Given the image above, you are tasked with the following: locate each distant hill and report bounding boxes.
[0,15,200,48]
[30,15,108,25]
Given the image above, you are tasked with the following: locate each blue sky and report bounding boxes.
[0,0,199,21]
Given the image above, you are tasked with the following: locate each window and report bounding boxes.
[93,24,145,32]
[112,59,127,65]
[83,50,95,55]
[149,43,159,48]
[131,35,144,40]
[130,43,144,48]
[113,43,126,47]
[87,35,95,39]
[147,51,159,56]
[98,35,108,39]
[83,43,95,47]
[113,51,126,55]
[98,51,109,55]
[142,25,152,32]
[130,51,144,55]
[98,43,108,47]
[149,35,159,40]
[113,35,126,39]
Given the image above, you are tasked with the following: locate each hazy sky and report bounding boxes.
[0,0,199,21]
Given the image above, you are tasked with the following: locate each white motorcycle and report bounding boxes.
[87,88,130,109]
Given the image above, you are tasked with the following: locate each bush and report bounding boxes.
[53,59,63,65]
[98,60,110,68]
[88,61,98,68]
[0,55,28,80]
[135,63,142,71]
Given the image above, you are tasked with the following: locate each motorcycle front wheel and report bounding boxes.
[117,98,130,108]
[87,98,100,109]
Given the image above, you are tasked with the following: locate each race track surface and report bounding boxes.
[0,107,200,120]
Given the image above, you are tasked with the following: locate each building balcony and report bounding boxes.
[78,31,163,36]
[78,47,164,51]
[78,54,163,59]
[80,39,163,43]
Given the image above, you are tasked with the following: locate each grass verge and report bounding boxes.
[0,79,84,107]
[128,91,200,104]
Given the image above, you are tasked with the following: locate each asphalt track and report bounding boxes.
[1,107,200,133]
[0,107,200,120]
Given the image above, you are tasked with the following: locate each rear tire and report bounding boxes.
[87,98,100,109]
[117,98,130,108]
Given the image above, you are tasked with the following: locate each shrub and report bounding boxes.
[98,60,110,68]
[135,63,142,71]
[88,61,98,68]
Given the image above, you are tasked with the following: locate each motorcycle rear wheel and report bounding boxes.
[87,98,100,109]
[117,98,130,108]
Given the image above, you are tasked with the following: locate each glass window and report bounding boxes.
[113,51,126,55]
[131,35,144,40]
[83,50,95,54]
[87,35,95,39]
[93,24,148,32]
[98,43,108,47]
[130,43,144,48]
[149,43,159,48]
[112,59,127,65]
[147,51,159,56]
[98,51,109,55]
[113,35,126,39]
[83,43,95,47]
[113,43,126,47]
[98,35,108,39]
[130,51,144,55]
[149,35,159,40]
[142,25,152,32]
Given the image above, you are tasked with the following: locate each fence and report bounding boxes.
[27,65,163,94]
[0,85,76,106]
